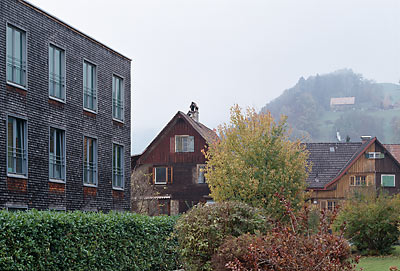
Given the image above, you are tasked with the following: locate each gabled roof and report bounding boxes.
[178,112,219,143]
[330,97,355,106]
[134,111,217,165]
[305,138,375,189]
[383,144,400,164]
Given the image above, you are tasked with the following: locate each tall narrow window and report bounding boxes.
[175,135,194,152]
[112,75,124,121]
[6,24,27,87]
[83,137,97,185]
[113,144,124,189]
[49,128,65,181]
[49,45,65,101]
[197,164,206,184]
[7,117,27,176]
[83,61,97,112]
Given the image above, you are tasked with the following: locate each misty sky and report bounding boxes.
[29,0,400,154]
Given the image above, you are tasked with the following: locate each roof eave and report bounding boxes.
[19,0,131,61]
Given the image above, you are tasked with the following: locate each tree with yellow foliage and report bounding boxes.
[204,105,310,218]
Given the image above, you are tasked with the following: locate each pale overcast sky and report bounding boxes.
[29,0,400,154]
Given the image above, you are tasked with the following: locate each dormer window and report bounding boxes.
[365,152,384,159]
[175,135,194,153]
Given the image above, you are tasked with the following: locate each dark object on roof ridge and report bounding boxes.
[179,111,218,144]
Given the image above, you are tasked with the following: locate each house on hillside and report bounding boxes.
[306,136,400,210]
[131,103,217,215]
[0,0,131,211]
[330,97,355,111]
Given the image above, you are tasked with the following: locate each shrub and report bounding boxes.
[334,193,400,255]
[174,201,268,271]
[211,234,258,271]
[213,198,358,271]
[0,210,179,271]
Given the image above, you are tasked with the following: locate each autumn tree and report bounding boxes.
[204,105,310,218]
[130,170,158,214]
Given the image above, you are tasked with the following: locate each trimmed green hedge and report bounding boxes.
[0,210,179,271]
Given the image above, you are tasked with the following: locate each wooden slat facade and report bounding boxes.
[311,140,400,209]
[133,112,213,215]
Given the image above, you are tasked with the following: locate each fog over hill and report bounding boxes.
[261,69,400,143]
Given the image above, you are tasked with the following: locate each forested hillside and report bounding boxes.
[261,69,400,143]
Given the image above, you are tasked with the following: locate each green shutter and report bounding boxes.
[381,175,395,187]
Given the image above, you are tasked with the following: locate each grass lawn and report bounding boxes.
[357,246,400,271]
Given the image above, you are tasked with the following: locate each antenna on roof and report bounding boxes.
[336,130,341,142]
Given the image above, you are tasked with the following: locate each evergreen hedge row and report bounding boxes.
[0,210,179,271]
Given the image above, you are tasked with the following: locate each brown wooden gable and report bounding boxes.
[322,143,376,199]
[321,138,376,190]
[138,112,208,165]
[312,138,400,200]
[374,141,400,194]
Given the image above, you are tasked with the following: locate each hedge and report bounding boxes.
[0,210,179,271]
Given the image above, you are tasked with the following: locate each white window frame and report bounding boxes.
[112,143,124,190]
[83,136,98,186]
[381,174,395,188]
[83,60,97,113]
[112,74,124,122]
[49,43,66,102]
[6,115,28,178]
[366,152,385,159]
[175,135,194,153]
[154,167,168,184]
[49,127,66,183]
[6,23,27,89]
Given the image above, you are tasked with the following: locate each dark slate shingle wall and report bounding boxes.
[0,0,131,211]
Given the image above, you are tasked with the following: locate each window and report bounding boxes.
[83,137,97,185]
[155,167,167,184]
[381,174,395,187]
[6,24,27,87]
[83,61,97,112]
[113,144,124,189]
[49,44,65,101]
[7,205,28,212]
[365,152,384,159]
[153,167,173,184]
[49,128,65,181]
[7,116,27,177]
[112,75,124,121]
[350,176,367,186]
[175,135,194,152]
[327,201,336,211]
[197,164,206,184]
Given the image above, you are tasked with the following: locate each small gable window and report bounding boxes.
[381,174,395,187]
[175,135,194,153]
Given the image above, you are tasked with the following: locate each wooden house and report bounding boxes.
[306,136,400,210]
[131,103,217,215]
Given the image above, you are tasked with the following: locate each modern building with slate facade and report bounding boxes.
[0,0,131,211]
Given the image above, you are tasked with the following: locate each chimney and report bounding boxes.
[187,102,199,122]
[360,135,372,143]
